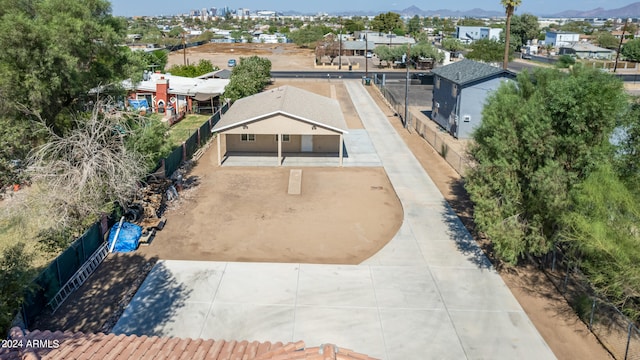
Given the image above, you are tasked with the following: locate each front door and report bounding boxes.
[301,135,313,152]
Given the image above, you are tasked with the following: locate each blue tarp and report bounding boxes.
[128,99,149,110]
[108,222,142,252]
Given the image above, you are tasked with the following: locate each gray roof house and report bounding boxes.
[431,59,515,139]
[558,42,615,60]
[212,85,348,166]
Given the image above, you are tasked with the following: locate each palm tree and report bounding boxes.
[501,0,522,69]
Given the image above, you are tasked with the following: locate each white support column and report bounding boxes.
[339,134,344,167]
[277,134,282,166]
[217,133,221,166]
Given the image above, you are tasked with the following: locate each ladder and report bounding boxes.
[48,242,109,313]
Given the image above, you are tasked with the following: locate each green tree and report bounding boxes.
[344,19,365,33]
[615,101,640,186]
[457,18,486,26]
[466,38,506,63]
[556,54,576,68]
[288,25,331,48]
[410,42,444,63]
[168,26,185,38]
[622,38,640,62]
[466,66,628,264]
[501,0,522,69]
[166,59,217,77]
[441,38,465,52]
[407,15,422,36]
[595,31,619,49]
[510,14,539,50]
[559,164,640,320]
[0,0,131,185]
[0,243,35,335]
[223,56,272,102]
[371,12,404,34]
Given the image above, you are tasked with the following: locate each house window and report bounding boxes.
[452,85,458,97]
[241,134,255,142]
[435,76,440,89]
[275,134,290,142]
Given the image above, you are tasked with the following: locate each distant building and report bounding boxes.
[544,31,580,47]
[455,26,502,43]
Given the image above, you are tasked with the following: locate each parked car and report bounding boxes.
[522,53,532,60]
[366,52,373,58]
[227,59,237,67]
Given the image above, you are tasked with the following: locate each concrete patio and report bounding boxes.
[112,81,556,360]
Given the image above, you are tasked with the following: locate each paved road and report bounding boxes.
[113,80,556,360]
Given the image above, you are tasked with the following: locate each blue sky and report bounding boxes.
[109,0,637,17]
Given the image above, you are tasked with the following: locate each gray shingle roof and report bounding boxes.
[212,85,348,134]
[431,59,513,86]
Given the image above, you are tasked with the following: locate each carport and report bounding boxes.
[212,85,348,166]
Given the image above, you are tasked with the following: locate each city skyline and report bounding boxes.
[110,0,639,17]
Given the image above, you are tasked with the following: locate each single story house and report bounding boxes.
[123,72,229,115]
[559,42,615,60]
[357,31,416,48]
[211,85,348,166]
[341,40,376,56]
[431,59,515,139]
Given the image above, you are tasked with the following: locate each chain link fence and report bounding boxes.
[541,251,640,360]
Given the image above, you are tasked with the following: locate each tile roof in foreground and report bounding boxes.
[0,327,378,360]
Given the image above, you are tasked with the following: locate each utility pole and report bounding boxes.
[182,32,187,65]
[365,29,369,78]
[404,41,411,130]
[338,17,342,70]
[614,19,628,73]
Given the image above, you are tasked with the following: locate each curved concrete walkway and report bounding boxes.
[113,81,556,360]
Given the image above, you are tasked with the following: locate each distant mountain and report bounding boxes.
[283,2,640,18]
[550,2,640,18]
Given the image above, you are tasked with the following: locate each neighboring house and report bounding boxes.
[211,85,348,166]
[123,72,229,115]
[341,40,376,56]
[0,327,376,360]
[357,31,416,47]
[544,31,580,47]
[559,42,615,59]
[455,26,503,43]
[430,59,515,139]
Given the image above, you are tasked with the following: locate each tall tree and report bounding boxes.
[465,39,506,63]
[501,0,522,69]
[0,0,130,186]
[622,38,640,62]
[509,14,539,50]
[370,12,403,35]
[466,66,628,264]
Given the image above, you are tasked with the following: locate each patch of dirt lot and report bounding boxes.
[168,42,316,71]
[139,164,402,264]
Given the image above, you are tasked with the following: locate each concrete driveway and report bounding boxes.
[113,81,555,360]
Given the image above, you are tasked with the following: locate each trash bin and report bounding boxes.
[349,65,352,71]
[364,77,371,86]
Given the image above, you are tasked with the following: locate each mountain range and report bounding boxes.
[285,2,640,18]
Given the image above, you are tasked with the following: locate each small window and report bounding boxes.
[463,115,471,122]
[452,85,458,97]
[241,134,255,142]
[275,134,290,142]
[435,76,440,89]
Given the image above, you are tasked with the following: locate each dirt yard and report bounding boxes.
[167,43,317,71]
[139,165,402,264]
